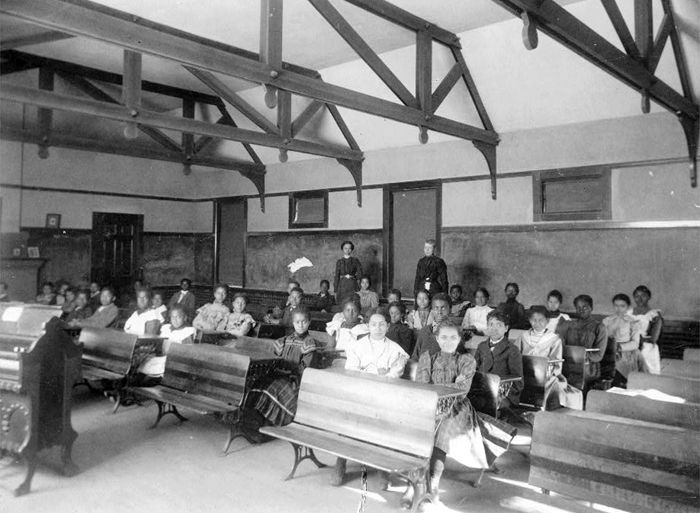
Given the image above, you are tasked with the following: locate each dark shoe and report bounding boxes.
[330,458,346,486]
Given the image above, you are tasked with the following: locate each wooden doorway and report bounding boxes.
[383,182,441,299]
[91,212,143,295]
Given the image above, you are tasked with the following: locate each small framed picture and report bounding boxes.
[27,247,40,258]
[46,213,61,229]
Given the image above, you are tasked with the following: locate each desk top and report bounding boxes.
[220,345,283,362]
[326,367,468,399]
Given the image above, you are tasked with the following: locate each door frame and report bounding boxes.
[382,180,442,296]
[91,211,144,288]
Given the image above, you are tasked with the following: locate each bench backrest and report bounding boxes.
[660,359,700,380]
[295,368,437,458]
[683,348,700,362]
[520,355,548,409]
[162,343,250,405]
[258,323,287,339]
[628,372,700,403]
[79,328,138,375]
[228,335,276,354]
[468,371,500,417]
[562,345,587,390]
[586,390,700,430]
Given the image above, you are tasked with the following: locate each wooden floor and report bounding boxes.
[1,390,627,513]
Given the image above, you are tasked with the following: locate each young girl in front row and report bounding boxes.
[603,293,649,385]
[406,290,433,330]
[225,293,256,337]
[192,284,230,331]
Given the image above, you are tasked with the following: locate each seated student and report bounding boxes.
[449,284,472,316]
[168,278,196,322]
[55,281,70,306]
[151,290,168,323]
[515,306,583,410]
[474,310,523,411]
[88,281,102,312]
[325,298,369,351]
[386,288,403,306]
[225,293,256,337]
[0,282,10,302]
[356,275,379,316]
[411,293,453,360]
[71,286,119,328]
[558,294,608,382]
[496,282,528,329]
[631,284,662,374]
[192,284,230,331]
[137,306,196,385]
[461,287,493,335]
[61,287,77,316]
[283,280,301,307]
[124,288,162,335]
[64,289,92,322]
[386,302,414,355]
[281,287,304,327]
[406,289,434,330]
[545,289,570,335]
[263,305,284,325]
[414,321,493,504]
[603,293,649,385]
[314,279,335,312]
[332,311,407,487]
[36,282,57,305]
[252,307,318,427]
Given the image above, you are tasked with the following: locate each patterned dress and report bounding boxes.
[356,289,379,316]
[416,352,514,469]
[192,302,230,331]
[253,332,318,426]
[225,311,256,336]
[334,256,363,304]
[406,309,434,330]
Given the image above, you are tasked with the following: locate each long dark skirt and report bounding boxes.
[251,376,298,426]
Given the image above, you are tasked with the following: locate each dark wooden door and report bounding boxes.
[216,198,247,287]
[91,212,143,294]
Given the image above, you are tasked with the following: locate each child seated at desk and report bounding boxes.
[61,287,77,316]
[314,279,335,312]
[449,284,471,316]
[386,302,414,356]
[251,307,319,427]
[36,282,57,305]
[356,276,379,317]
[474,310,523,411]
[325,298,369,351]
[137,306,196,385]
[281,287,304,327]
[151,290,168,323]
[225,293,256,337]
[124,289,162,336]
[406,290,433,330]
[192,284,230,331]
[461,287,493,336]
[386,288,403,306]
[603,293,649,386]
[64,289,92,322]
[71,286,119,328]
[515,306,582,410]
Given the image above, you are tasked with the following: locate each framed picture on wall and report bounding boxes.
[27,247,40,258]
[288,191,328,229]
[45,213,62,229]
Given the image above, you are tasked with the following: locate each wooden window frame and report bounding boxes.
[288,190,329,229]
[533,166,612,222]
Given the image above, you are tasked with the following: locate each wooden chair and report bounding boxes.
[660,359,700,380]
[627,372,700,403]
[518,355,549,411]
[586,390,700,430]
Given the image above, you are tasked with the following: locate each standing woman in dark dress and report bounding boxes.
[334,241,362,305]
[414,239,448,296]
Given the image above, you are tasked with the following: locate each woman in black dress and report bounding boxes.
[334,240,362,305]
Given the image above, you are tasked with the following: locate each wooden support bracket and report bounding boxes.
[336,158,363,207]
[240,169,267,212]
[521,11,538,50]
[472,141,498,199]
[678,115,698,188]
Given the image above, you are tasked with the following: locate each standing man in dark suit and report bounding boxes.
[413,239,448,296]
[168,278,195,322]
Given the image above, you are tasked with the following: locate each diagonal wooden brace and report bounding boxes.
[336,158,363,207]
[240,169,267,212]
[472,141,498,199]
[678,114,698,188]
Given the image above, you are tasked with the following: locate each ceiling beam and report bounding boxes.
[0,30,74,51]
[0,126,264,175]
[0,49,222,104]
[291,100,324,138]
[600,0,641,61]
[0,0,497,145]
[343,0,461,49]
[0,84,364,161]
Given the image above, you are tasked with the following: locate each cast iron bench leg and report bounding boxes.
[14,453,37,497]
[150,401,188,429]
[285,444,327,481]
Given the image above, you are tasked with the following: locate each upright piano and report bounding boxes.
[0,303,81,496]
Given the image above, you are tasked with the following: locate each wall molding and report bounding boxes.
[1,183,199,203]
[441,220,700,233]
[247,228,383,238]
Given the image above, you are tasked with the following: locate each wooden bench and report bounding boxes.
[130,343,251,453]
[530,409,700,513]
[519,355,548,410]
[586,390,700,430]
[78,328,139,413]
[660,358,700,379]
[683,348,700,362]
[628,372,700,403]
[561,345,602,392]
[260,368,441,512]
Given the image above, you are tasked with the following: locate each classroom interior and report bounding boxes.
[0,0,699,512]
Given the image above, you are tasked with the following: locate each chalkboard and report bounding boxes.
[26,229,91,286]
[143,233,213,285]
[246,230,383,295]
[442,226,700,320]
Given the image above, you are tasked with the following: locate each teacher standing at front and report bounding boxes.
[334,241,363,305]
[414,239,448,296]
